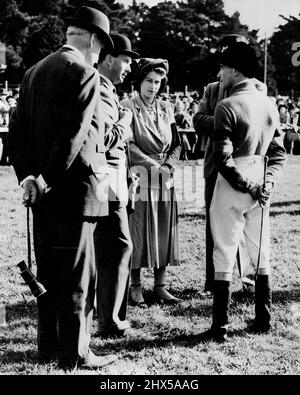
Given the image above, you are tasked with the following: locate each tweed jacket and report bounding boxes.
[99,74,132,166]
[193,82,228,178]
[213,79,286,192]
[99,73,132,204]
[121,94,181,189]
[8,47,109,217]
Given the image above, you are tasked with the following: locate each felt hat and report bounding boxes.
[110,33,140,58]
[219,42,258,78]
[219,34,249,49]
[65,6,114,51]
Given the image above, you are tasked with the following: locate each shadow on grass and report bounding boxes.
[0,349,39,365]
[271,201,300,208]
[5,300,37,326]
[272,289,300,304]
[135,286,300,311]
[179,212,206,221]
[270,210,300,217]
[98,327,249,354]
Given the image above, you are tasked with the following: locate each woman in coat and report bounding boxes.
[121,58,181,305]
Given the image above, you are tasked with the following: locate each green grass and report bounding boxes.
[0,156,300,375]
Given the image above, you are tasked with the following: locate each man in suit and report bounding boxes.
[95,33,139,336]
[193,35,266,297]
[8,6,118,369]
[204,42,286,341]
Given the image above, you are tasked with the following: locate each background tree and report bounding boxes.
[268,15,300,97]
[133,0,252,92]
[0,0,30,82]
[0,0,291,96]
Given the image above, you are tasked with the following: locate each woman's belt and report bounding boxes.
[148,152,168,160]
[233,155,265,166]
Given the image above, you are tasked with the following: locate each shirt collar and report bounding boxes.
[230,79,256,96]
[62,45,85,63]
[99,73,116,94]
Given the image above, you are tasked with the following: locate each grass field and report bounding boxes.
[0,156,299,375]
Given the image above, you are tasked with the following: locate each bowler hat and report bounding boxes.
[65,6,114,51]
[219,42,258,78]
[219,34,249,49]
[110,33,140,59]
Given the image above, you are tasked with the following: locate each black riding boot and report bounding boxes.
[252,275,272,332]
[210,280,232,341]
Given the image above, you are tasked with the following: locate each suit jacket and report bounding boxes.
[121,94,181,189]
[99,74,132,165]
[8,46,108,217]
[193,82,227,178]
[99,73,132,204]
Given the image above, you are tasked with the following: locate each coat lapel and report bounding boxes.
[134,95,164,143]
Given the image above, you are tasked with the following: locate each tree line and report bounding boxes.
[0,0,299,95]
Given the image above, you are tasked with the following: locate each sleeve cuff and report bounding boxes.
[37,174,51,193]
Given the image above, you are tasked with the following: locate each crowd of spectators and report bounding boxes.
[122,89,300,159]
[163,91,300,159]
[274,95,300,155]
[1,85,300,165]
[0,88,19,164]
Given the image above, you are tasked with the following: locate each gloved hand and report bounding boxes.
[22,179,44,206]
[249,181,273,207]
[119,107,133,125]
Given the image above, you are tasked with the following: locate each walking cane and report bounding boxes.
[254,156,269,281]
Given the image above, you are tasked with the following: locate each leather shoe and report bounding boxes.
[247,320,271,334]
[198,328,228,343]
[154,285,181,305]
[129,284,147,306]
[242,283,255,297]
[196,290,213,299]
[97,320,131,338]
[79,350,119,369]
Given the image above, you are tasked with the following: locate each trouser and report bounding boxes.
[95,202,132,329]
[32,203,97,364]
[205,170,256,289]
[210,156,270,281]
[0,133,9,164]
[204,170,218,291]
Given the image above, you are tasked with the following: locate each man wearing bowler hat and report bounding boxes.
[203,42,286,341]
[8,6,119,369]
[95,33,139,336]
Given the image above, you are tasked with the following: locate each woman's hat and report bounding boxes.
[65,6,114,52]
[110,33,140,59]
[219,42,258,78]
[133,58,169,94]
[136,58,169,78]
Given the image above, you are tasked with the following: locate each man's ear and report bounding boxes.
[233,69,240,77]
[106,54,114,67]
[89,33,96,47]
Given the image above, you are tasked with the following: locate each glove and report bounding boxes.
[249,181,273,207]
[22,179,44,207]
[258,182,273,207]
